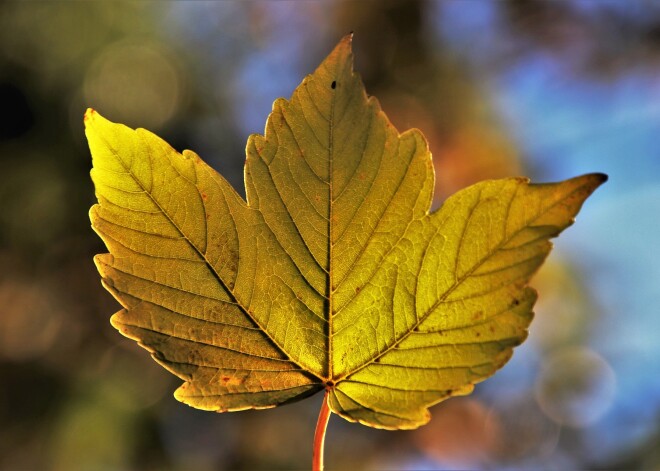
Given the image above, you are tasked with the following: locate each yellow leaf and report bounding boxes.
[87,35,606,429]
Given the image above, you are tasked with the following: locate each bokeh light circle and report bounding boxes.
[535,346,616,427]
[84,41,183,129]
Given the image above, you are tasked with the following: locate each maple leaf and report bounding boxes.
[86,36,606,432]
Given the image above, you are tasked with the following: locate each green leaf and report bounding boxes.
[87,35,606,430]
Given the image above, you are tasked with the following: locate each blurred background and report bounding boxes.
[0,1,658,470]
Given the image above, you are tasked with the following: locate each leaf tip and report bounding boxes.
[594,172,608,184]
[84,108,113,134]
[583,172,608,187]
[327,33,354,65]
[578,172,608,197]
[83,108,96,125]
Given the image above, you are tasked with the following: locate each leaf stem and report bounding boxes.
[313,390,332,471]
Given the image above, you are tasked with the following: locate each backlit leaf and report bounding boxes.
[87,36,606,429]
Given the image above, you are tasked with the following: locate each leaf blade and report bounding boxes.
[329,173,606,428]
[87,36,606,429]
[87,111,324,411]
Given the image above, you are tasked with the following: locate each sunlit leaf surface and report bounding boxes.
[87,36,606,429]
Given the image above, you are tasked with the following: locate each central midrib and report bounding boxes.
[327,79,336,383]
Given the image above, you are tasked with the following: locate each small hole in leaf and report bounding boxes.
[331,81,336,89]
[326,380,335,387]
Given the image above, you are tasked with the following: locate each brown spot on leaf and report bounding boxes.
[221,376,245,386]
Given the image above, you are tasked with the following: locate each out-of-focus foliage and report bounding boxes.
[0,1,657,470]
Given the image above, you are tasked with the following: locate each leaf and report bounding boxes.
[87,35,606,430]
